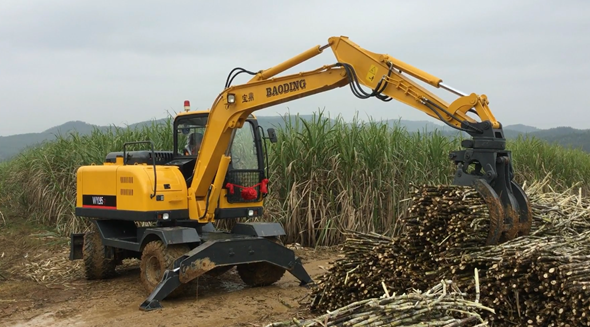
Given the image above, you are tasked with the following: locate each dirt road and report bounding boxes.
[0,224,340,327]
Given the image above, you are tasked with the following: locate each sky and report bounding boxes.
[0,0,589,136]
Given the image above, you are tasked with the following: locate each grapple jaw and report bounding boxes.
[450,121,533,245]
[470,179,532,245]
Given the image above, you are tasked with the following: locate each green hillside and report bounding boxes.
[502,126,590,152]
[531,127,590,152]
[0,121,98,161]
[0,120,167,162]
[1,114,589,162]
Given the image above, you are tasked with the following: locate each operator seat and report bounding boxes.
[183,132,203,156]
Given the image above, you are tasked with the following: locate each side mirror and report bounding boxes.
[267,128,278,143]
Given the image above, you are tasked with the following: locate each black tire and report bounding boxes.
[139,240,191,297]
[83,223,117,280]
[237,237,286,287]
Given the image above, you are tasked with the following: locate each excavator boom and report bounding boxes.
[188,36,531,244]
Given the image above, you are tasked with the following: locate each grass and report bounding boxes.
[0,208,68,281]
[1,110,590,247]
[269,111,460,246]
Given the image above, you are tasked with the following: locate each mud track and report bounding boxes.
[0,225,340,327]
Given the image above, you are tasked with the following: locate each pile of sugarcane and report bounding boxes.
[267,278,494,327]
[467,231,590,325]
[305,180,590,326]
[400,184,493,285]
[310,184,492,312]
[525,175,590,237]
[308,231,406,311]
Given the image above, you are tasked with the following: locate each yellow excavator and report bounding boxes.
[69,36,532,311]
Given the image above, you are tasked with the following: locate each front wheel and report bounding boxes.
[237,237,286,287]
[139,240,191,297]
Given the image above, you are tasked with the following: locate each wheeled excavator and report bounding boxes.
[69,36,532,311]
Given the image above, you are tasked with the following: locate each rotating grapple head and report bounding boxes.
[450,121,533,245]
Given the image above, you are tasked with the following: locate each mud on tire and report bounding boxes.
[237,237,286,287]
[140,240,191,298]
[83,223,117,280]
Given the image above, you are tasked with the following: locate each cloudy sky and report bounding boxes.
[1,0,588,136]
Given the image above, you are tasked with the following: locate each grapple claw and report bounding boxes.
[471,179,532,245]
[450,121,533,245]
[510,180,533,236]
[471,179,504,245]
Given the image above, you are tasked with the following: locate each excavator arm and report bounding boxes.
[189,36,532,244]
[325,36,500,133]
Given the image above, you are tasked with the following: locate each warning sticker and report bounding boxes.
[366,65,378,82]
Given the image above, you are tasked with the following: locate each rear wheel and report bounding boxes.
[83,223,117,280]
[237,237,286,287]
[139,240,191,297]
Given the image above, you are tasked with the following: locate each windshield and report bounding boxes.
[175,115,208,156]
[229,121,259,170]
[173,113,261,171]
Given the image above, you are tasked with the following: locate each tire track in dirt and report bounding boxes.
[2,246,339,327]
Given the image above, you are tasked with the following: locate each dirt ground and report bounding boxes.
[0,219,341,327]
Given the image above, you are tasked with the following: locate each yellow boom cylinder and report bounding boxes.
[249,45,325,82]
[382,55,443,87]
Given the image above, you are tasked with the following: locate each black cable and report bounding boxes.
[339,62,392,101]
[422,101,483,134]
[224,67,258,88]
[225,67,245,88]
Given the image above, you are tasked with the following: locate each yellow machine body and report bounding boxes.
[75,161,262,220]
[76,162,187,216]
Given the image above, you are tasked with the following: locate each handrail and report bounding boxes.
[123,141,157,199]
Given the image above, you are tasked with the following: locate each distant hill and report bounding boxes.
[504,124,540,134]
[0,121,108,162]
[525,127,590,152]
[41,120,99,136]
[0,115,589,162]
